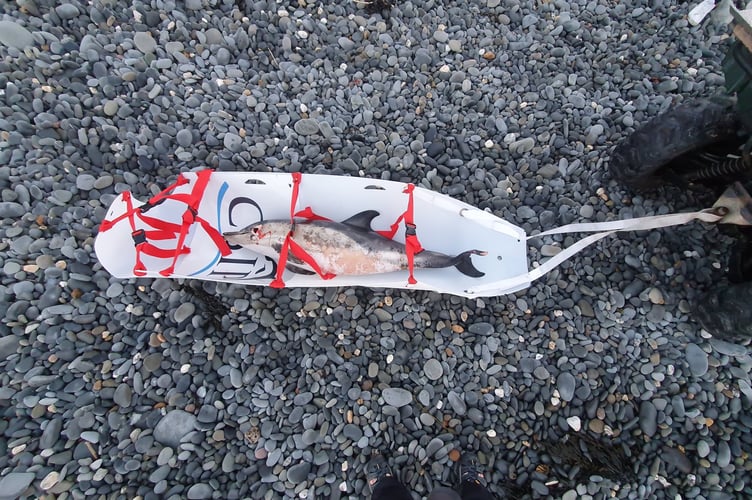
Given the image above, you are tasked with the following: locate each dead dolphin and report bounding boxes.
[223,210,487,277]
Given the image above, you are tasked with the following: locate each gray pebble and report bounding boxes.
[0,202,24,218]
[287,462,311,483]
[447,392,466,416]
[187,484,213,500]
[557,372,576,402]
[686,344,708,377]
[153,410,197,447]
[662,446,692,473]
[0,21,35,49]
[114,383,132,407]
[55,4,79,19]
[0,473,35,498]
[174,302,195,324]
[134,32,157,54]
[423,359,443,381]
[294,119,320,136]
[224,133,242,152]
[639,401,658,437]
[176,129,193,148]
[382,387,412,408]
[467,322,494,336]
[0,335,19,361]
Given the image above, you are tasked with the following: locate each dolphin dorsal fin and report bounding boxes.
[341,210,380,231]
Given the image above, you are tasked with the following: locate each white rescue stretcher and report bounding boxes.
[94,170,751,298]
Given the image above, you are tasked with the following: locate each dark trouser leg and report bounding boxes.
[460,480,495,500]
[428,486,462,500]
[371,476,413,500]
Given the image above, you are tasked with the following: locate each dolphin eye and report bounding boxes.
[251,227,259,235]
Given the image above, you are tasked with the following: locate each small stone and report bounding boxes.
[197,405,217,423]
[187,483,213,500]
[639,401,658,437]
[717,441,731,468]
[176,129,193,148]
[426,437,443,457]
[222,452,235,473]
[174,303,195,324]
[103,101,118,117]
[337,37,355,50]
[114,384,132,407]
[40,471,60,490]
[153,410,197,447]
[467,322,494,336]
[382,387,412,408]
[541,245,561,257]
[566,416,581,431]
[288,462,311,483]
[55,4,79,20]
[579,205,594,218]
[81,431,100,443]
[40,418,62,449]
[343,424,362,441]
[648,288,665,305]
[0,335,20,360]
[134,32,157,53]
[224,133,242,152]
[423,359,443,381]
[685,344,708,377]
[420,413,435,426]
[447,392,466,416]
[0,473,35,498]
[510,137,535,154]
[588,419,604,433]
[697,440,710,458]
[294,119,319,136]
[0,21,35,49]
[662,446,692,473]
[557,373,576,402]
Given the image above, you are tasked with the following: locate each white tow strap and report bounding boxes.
[468,209,723,295]
[527,208,722,280]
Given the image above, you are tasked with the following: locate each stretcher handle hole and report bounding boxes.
[364,185,386,190]
[245,179,266,185]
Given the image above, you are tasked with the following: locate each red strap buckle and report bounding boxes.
[131,229,147,246]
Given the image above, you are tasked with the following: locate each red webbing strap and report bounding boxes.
[400,184,423,285]
[287,238,336,280]
[100,170,230,277]
[376,214,404,240]
[160,170,214,276]
[294,207,331,222]
[99,190,139,233]
[271,173,303,288]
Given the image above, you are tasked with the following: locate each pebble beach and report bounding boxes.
[1,0,751,499]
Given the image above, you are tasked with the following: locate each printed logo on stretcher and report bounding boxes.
[95,170,532,298]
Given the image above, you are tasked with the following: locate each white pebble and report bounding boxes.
[566,416,582,432]
[40,471,60,490]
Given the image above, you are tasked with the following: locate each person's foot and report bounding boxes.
[366,452,394,492]
[458,453,487,487]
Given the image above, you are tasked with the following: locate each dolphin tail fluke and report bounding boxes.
[452,250,487,278]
